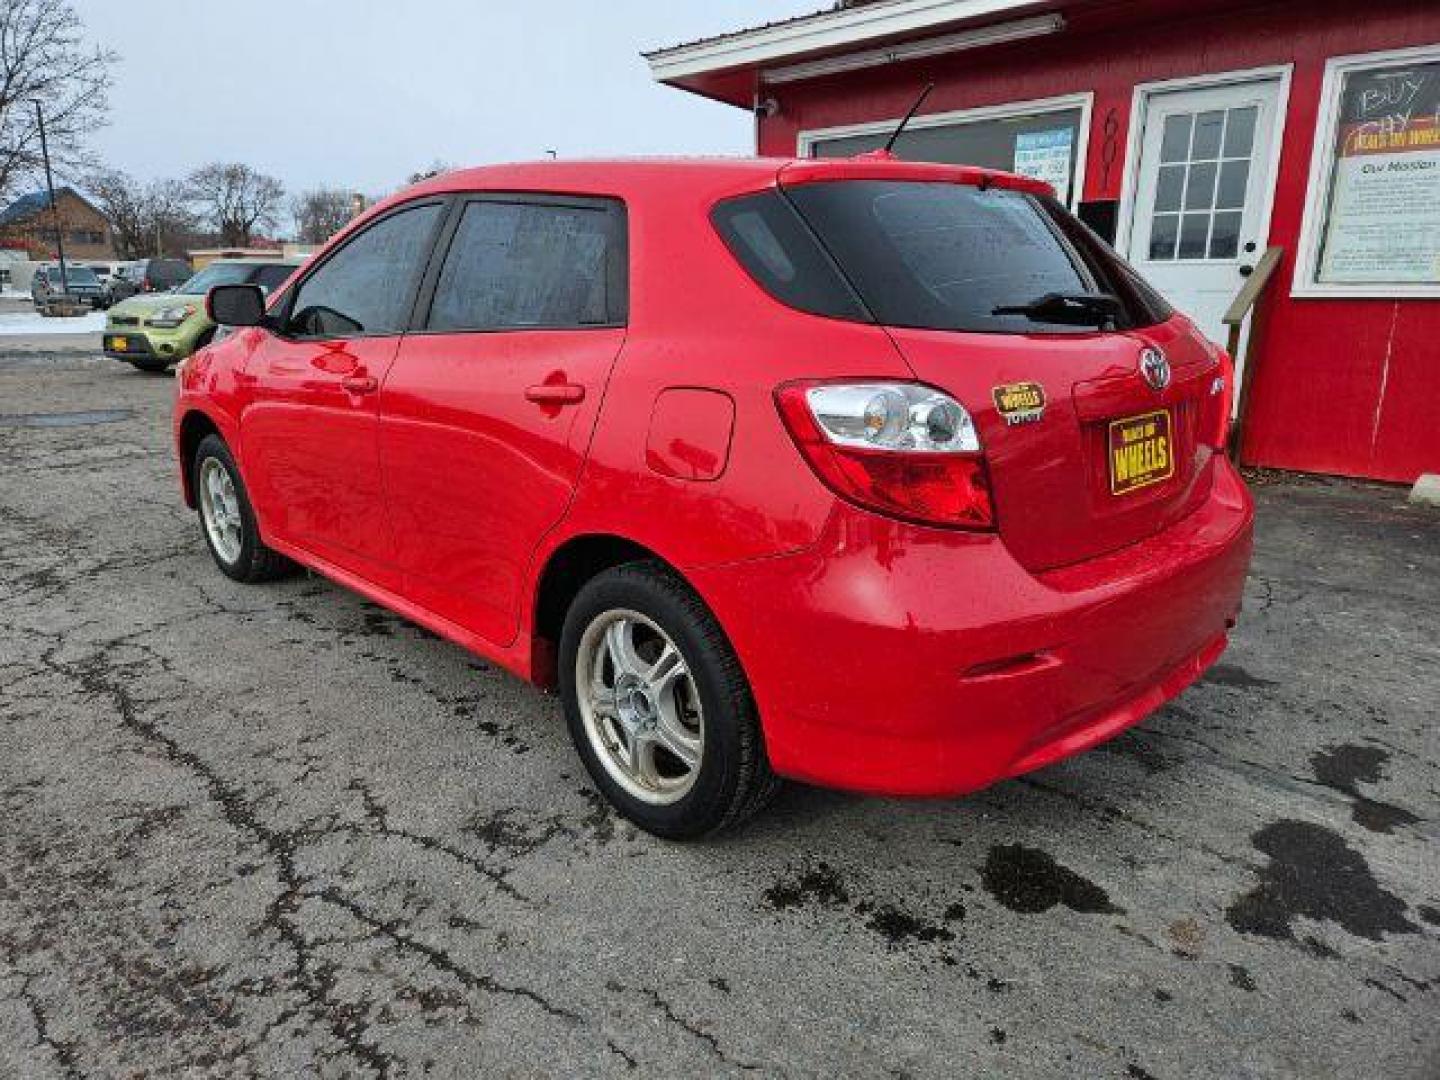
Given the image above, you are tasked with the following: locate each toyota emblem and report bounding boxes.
[1139,347,1171,392]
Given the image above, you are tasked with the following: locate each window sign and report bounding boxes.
[1013,128,1074,194]
[1295,46,1440,297]
[804,96,1090,206]
[1318,59,1440,284]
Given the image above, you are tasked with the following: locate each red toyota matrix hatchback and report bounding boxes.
[176,157,1253,837]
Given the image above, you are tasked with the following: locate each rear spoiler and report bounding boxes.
[777,152,1054,198]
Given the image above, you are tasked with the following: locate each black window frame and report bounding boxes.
[267,196,450,342]
[410,192,629,337]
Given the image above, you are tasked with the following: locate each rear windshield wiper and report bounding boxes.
[992,291,1122,327]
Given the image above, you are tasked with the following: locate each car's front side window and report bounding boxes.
[284,203,443,338]
[425,199,625,331]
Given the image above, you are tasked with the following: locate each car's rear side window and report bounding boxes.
[715,180,1170,334]
[711,192,869,321]
[425,199,626,331]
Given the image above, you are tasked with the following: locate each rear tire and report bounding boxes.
[559,562,779,838]
[192,434,296,583]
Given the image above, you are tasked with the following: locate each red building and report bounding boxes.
[648,0,1440,483]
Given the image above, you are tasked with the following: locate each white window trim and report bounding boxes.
[795,92,1094,209]
[1114,64,1293,260]
[1291,42,1440,299]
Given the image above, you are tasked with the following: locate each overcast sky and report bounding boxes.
[78,1,819,199]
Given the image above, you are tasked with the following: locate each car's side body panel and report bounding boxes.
[239,334,405,589]
[381,328,628,646]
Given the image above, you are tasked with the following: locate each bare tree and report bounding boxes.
[0,0,115,204]
[146,176,200,255]
[85,168,201,257]
[290,186,353,244]
[186,162,284,246]
[84,167,146,256]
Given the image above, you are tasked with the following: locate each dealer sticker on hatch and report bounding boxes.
[1108,409,1174,495]
[992,381,1047,426]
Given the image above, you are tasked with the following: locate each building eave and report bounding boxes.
[645,0,1053,102]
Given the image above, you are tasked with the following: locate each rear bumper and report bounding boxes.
[689,457,1254,797]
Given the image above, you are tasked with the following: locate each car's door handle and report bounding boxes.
[524,383,586,405]
[341,374,379,394]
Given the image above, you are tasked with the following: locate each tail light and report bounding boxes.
[776,380,994,529]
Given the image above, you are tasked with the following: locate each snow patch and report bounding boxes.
[0,309,106,335]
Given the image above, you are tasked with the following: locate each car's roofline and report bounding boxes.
[344,154,1052,235]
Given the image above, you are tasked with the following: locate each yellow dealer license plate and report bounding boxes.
[107,335,128,352]
[1108,409,1174,495]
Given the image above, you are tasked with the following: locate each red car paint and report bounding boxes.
[175,157,1253,798]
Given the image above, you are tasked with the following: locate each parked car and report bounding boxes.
[100,262,132,306]
[105,258,301,372]
[90,260,136,307]
[128,257,191,295]
[175,158,1253,837]
[31,263,104,311]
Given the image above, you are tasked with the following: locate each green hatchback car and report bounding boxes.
[104,259,302,372]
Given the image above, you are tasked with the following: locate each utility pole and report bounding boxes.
[33,101,69,294]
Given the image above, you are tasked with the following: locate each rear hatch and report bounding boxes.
[779,172,1223,572]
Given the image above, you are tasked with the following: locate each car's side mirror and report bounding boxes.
[207,283,266,327]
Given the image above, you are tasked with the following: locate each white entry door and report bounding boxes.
[1126,76,1286,347]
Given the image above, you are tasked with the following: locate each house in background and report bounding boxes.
[0,187,116,261]
[647,0,1440,484]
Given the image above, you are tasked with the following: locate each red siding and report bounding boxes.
[755,0,1440,483]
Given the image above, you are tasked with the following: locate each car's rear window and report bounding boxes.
[148,259,190,287]
[713,180,1170,334]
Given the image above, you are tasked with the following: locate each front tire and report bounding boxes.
[130,358,171,374]
[192,434,295,583]
[559,562,779,838]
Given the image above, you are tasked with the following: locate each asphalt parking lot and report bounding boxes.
[1,338,1437,1079]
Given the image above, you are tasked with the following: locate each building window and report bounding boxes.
[1147,105,1258,262]
[799,94,1091,207]
[1294,44,1440,298]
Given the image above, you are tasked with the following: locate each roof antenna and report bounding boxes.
[882,82,935,154]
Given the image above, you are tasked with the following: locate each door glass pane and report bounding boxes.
[1155,165,1185,212]
[1185,162,1218,210]
[1160,114,1192,163]
[287,203,442,337]
[1216,160,1249,209]
[1149,213,1180,260]
[1209,211,1242,259]
[1178,213,1210,259]
[1191,110,1225,159]
[1223,106,1258,158]
[1148,99,1263,262]
[428,201,618,331]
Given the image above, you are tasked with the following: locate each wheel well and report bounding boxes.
[530,534,669,687]
[178,410,221,507]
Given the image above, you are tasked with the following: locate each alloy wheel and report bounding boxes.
[575,609,704,805]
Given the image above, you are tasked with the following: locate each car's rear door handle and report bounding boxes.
[341,374,379,394]
[524,383,586,405]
